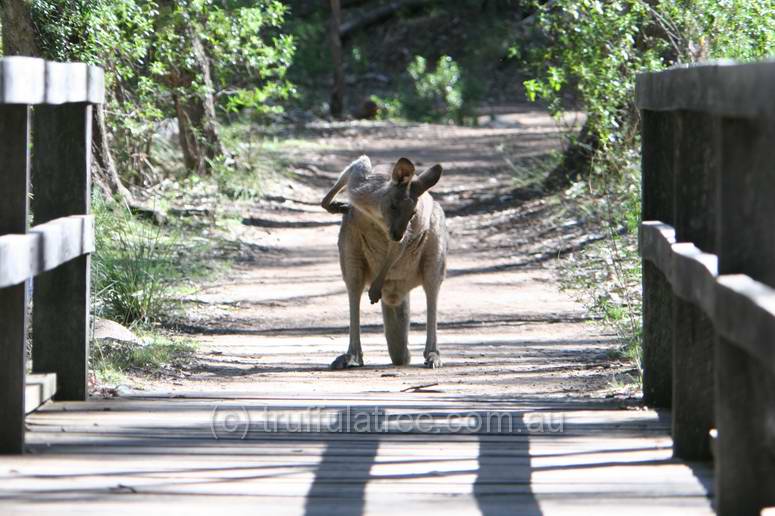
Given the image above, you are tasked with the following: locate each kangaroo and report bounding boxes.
[321,155,447,369]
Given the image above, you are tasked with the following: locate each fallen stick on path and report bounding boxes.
[401,382,440,393]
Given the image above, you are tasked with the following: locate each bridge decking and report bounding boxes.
[0,393,713,515]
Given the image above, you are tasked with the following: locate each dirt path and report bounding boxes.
[143,106,635,400]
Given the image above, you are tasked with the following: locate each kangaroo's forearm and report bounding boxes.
[373,241,405,284]
[321,189,350,214]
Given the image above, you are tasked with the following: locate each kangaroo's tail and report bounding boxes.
[382,297,411,366]
[321,155,371,214]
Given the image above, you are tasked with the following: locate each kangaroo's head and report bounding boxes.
[382,157,443,242]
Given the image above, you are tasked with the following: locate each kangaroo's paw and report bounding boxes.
[330,353,364,370]
[424,352,443,369]
[368,283,383,305]
[325,201,350,214]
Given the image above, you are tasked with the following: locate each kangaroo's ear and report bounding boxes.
[410,164,443,198]
[392,157,415,185]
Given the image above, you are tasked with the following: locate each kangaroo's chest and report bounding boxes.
[355,225,426,280]
[361,233,426,279]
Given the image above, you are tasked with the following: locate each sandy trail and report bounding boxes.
[143,106,634,401]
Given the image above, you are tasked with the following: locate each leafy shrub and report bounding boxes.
[30,0,296,180]
[517,0,775,183]
[92,196,175,326]
[368,94,404,121]
[403,55,465,123]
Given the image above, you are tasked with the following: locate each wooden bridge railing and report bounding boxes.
[0,57,104,454]
[637,60,775,515]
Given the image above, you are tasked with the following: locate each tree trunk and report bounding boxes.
[172,24,227,175]
[188,25,226,166]
[174,92,205,174]
[1,0,39,56]
[338,0,434,38]
[542,120,598,191]
[92,105,133,204]
[329,0,345,118]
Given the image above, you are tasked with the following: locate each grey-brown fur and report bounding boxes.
[321,155,448,369]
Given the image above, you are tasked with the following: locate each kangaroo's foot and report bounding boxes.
[424,351,443,369]
[330,353,364,370]
[390,348,411,366]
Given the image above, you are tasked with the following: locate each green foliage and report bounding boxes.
[152,1,295,114]
[516,1,664,156]
[516,0,775,175]
[30,0,295,181]
[404,55,465,123]
[657,0,775,62]
[368,94,404,120]
[92,196,175,326]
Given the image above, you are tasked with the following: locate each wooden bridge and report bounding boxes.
[0,57,772,515]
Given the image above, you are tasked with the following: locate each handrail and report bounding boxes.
[0,56,104,105]
[0,58,103,455]
[636,60,775,118]
[637,60,775,515]
[0,215,95,288]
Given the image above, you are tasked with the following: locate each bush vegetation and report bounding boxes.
[92,197,175,326]
[27,0,295,180]
[514,0,775,373]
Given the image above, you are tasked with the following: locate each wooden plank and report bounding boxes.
[0,104,31,454]
[670,110,717,460]
[0,395,715,515]
[714,116,775,515]
[669,243,717,316]
[0,215,95,288]
[44,61,87,104]
[639,221,675,276]
[0,56,45,104]
[640,110,676,408]
[713,275,775,374]
[3,385,713,511]
[31,103,92,401]
[25,373,57,414]
[636,60,775,118]
[0,57,104,105]
[640,223,718,315]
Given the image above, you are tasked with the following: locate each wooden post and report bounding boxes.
[0,105,31,454]
[329,0,344,118]
[670,111,718,460]
[31,103,93,401]
[641,109,675,408]
[714,117,775,515]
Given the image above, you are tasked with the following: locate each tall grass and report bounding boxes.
[92,196,175,326]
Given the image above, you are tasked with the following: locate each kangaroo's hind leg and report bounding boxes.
[331,217,366,370]
[422,207,447,369]
[382,297,411,366]
[422,278,442,369]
